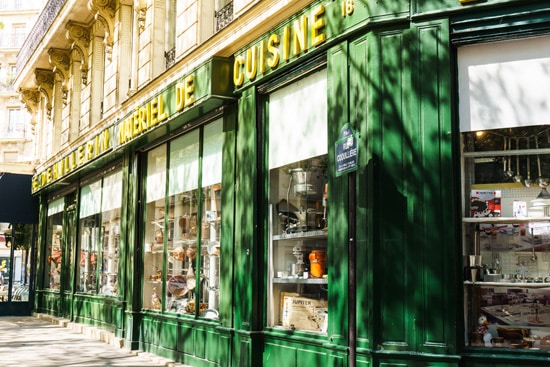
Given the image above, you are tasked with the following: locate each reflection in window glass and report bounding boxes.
[77,170,123,295]
[45,198,64,289]
[462,126,550,348]
[142,119,223,318]
[267,70,329,332]
[100,171,122,296]
[143,144,167,310]
[78,180,102,293]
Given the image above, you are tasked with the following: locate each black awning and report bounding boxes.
[0,173,38,224]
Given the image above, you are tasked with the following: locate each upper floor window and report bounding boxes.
[7,108,24,138]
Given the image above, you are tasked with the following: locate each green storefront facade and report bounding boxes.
[29,1,550,366]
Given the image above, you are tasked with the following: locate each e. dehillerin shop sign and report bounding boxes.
[32,58,233,193]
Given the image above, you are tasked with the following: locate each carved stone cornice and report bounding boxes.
[134,0,148,32]
[48,48,71,82]
[34,68,54,119]
[88,0,116,58]
[18,88,41,121]
[66,21,90,60]
[66,21,91,85]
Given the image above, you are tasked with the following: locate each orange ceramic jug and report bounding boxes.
[309,250,326,278]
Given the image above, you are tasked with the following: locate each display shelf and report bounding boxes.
[463,217,550,224]
[268,156,329,333]
[464,281,550,289]
[273,277,328,285]
[272,230,328,241]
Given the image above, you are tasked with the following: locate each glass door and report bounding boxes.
[0,222,37,315]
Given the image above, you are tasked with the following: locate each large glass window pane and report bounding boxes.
[165,130,200,314]
[45,198,64,290]
[143,144,167,310]
[75,171,122,295]
[78,180,102,293]
[99,171,122,296]
[267,69,329,333]
[142,119,223,318]
[198,120,222,318]
[460,38,550,350]
[463,126,550,349]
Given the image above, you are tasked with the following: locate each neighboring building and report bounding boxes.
[13,0,550,367]
[0,0,43,174]
[0,0,43,315]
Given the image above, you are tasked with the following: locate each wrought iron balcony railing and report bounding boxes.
[165,47,176,69]
[16,0,67,73]
[215,1,233,33]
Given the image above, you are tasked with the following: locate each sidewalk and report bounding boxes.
[0,314,187,367]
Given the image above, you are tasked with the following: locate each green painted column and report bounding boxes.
[232,86,263,367]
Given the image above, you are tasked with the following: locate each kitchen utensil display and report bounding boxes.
[505,137,514,178]
[525,137,533,187]
[535,136,549,187]
[513,138,523,183]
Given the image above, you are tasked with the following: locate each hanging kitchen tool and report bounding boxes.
[535,136,549,187]
[513,137,523,183]
[506,137,514,178]
[503,136,508,179]
[525,137,533,187]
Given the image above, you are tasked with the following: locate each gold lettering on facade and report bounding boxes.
[293,15,308,56]
[267,34,280,68]
[119,94,170,144]
[175,75,195,112]
[78,145,85,165]
[311,5,326,47]
[233,56,245,86]
[282,25,291,62]
[233,5,327,87]
[259,40,266,74]
[246,46,258,81]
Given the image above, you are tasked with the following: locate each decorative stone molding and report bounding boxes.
[34,68,54,119]
[88,0,117,60]
[48,48,71,82]
[134,0,148,32]
[66,21,91,85]
[48,48,71,105]
[18,88,41,123]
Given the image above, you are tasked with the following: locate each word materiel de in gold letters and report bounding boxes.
[118,94,169,145]
[118,74,195,145]
[34,72,197,192]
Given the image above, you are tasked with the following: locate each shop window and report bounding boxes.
[45,198,65,290]
[77,170,122,295]
[267,69,329,333]
[460,37,550,350]
[143,119,222,318]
